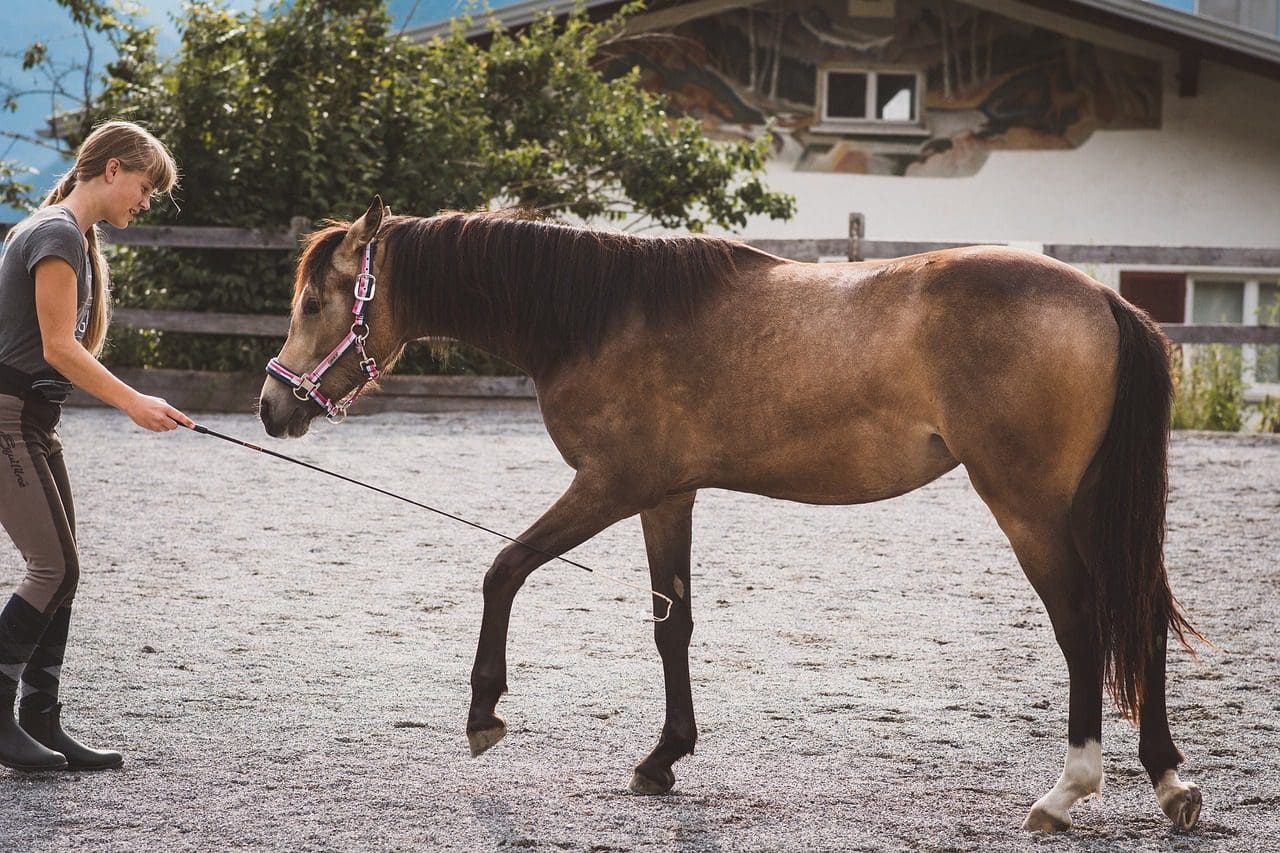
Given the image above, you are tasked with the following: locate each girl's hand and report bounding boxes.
[126,393,194,432]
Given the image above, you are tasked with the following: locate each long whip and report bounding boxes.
[185,423,673,622]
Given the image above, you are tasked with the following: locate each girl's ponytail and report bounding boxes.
[79,224,111,357]
[43,171,77,207]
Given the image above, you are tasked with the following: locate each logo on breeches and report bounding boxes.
[0,432,27,487]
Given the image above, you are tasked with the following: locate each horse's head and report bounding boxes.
[259,196,399,437]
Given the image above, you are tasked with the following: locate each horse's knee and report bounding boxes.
[481,551,532,602]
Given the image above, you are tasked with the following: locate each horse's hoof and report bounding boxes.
[629,768,675,795]
[466,716,507,757]
[1022,803,1071,833]
[1158,780,1202,831]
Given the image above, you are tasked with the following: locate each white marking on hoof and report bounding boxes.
[1155,770,1202,830]
[467,716,507,757]
[1022,740,1104,832]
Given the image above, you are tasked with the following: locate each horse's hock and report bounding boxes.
[3,408,1275,850]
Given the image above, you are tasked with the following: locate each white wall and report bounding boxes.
[729,60,1280,248]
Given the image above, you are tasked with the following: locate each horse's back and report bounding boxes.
[538,245,1122,507]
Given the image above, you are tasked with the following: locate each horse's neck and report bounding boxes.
[408,264,551,379]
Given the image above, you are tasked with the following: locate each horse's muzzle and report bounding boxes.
[258,389,315,438]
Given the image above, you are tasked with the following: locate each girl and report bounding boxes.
[0,120,193,771]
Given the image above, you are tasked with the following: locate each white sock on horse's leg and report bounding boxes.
[1022,739,1104,832]
[1154,768,1202,830]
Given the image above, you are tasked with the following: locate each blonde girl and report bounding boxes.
[0,120,193,772]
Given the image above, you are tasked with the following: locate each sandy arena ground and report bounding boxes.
[1,406,1277,851]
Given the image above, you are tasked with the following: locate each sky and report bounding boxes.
[0,1,523,214]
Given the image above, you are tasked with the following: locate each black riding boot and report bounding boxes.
[0,595,66,771]
[19,703,122,770]
[1,688,67,770]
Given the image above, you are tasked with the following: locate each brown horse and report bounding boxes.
[258,197,1203,832]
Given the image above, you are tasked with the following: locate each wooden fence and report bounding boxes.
[3,219,1278,412]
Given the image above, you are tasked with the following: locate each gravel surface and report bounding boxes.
[1,407,1277,852]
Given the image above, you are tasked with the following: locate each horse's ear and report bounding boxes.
[348,195,386,249]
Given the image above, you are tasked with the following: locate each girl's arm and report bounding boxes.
[34,256,193,431]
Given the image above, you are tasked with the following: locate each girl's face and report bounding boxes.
[101,158,157,228]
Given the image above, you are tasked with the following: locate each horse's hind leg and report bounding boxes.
[630,492,697,795]
[1140,627,1201,829]
[467,473,643,757]
[1009,520,1105,832]
[966,474,1104,832]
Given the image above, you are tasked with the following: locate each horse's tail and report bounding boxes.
[1082,289,1202,722]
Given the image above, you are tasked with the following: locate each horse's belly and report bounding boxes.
[707,427,958,506]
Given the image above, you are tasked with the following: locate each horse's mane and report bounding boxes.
[294,210,761,370]
[389,211,760,369]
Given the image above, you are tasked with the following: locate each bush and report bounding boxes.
[1171,344,1244,431]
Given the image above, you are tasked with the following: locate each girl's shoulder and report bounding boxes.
[17,207,85,255]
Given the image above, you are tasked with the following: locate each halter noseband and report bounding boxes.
[265,240,381,424]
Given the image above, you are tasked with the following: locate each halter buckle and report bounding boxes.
[354,272,376,302]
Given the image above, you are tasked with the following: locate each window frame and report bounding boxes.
[1185,274,1280,394]
[814,66,929,136]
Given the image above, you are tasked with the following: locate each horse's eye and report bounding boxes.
[302,298,322,316]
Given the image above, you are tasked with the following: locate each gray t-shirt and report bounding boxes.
[0,205,93,379]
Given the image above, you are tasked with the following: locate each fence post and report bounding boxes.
[289,216,311,242]
[848,212,865,261]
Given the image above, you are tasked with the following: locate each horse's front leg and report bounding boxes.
[467,473,642,757]
[630,492,697,795]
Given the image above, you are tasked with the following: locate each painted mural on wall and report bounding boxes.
[617,0,1162,176]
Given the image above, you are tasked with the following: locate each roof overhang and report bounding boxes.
[404,0,1280,83]
[1009,0,1280,82]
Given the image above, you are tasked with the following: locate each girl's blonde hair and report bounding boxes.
[41,120,179,356]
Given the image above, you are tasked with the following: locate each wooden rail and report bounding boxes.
[4,219,1279,266]
[4,218,1277,411]
[1163,324,1280,345]
[64,368,538,414]
[114,308,288,337]
[1,219,308,249]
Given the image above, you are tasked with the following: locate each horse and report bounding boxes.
[258,197,1203,833]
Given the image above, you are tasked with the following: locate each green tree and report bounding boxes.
[92,0,794,372]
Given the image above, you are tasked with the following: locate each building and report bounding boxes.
[411,0,1280,392]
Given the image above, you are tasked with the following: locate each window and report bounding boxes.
[1186,277,1280,390]
[1259,282,1280,382]
[1191,280,1244,324]
[817,68,926,134]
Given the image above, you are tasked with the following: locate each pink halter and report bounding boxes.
[265,241,381,423]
